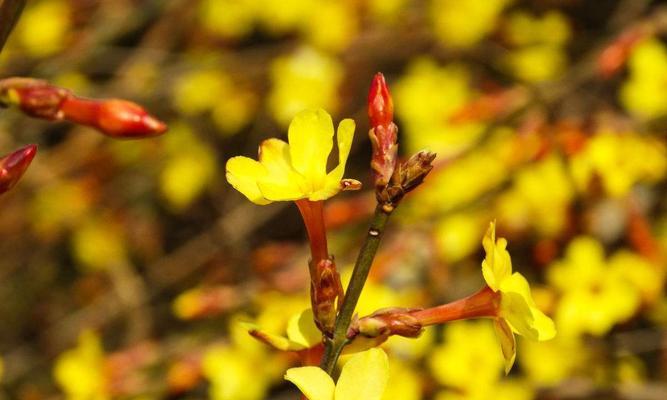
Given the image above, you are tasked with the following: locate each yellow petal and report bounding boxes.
[493,319,516,375]
[288,109,334,189]
[285,367,335,400]
[499,273,556,341]
[241,322,306,352]
[481,222,512,291]
[311,118,356,201]
[225,156,271,205]
[257,138,307,200]
[335,348,389,400]
[258,139,295,178]
[287,309,322,348]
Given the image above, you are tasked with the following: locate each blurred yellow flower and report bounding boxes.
[569,131,666,197]
[504,44,567,82]
[519,336,585,386]
[30,179,93,237]
[620,39,667,119]
[431,0,512,49]
[497,155,574,236]
[15,0,71,57]
[269,47,343,126]
[381,359,422,400]
[434,212,487,263]
[285,348,389,400]
[435,379,533,400]
[482,222,556,372]
[429,321,504,390]
[394,58,485,157]
[256,0,311,34]
[71,218,127,271]
[501,11,570,82]
[302,1,358,52]
[226,108,355,204]
[198,0,256,39]
[53,331,108,400]
[406,128,513,216]
[172,70,230,116]
[172,69,257,136]
[160,124,217,210]
[203,345,271,400]
[504,11,571,47]
[548,237,660,337]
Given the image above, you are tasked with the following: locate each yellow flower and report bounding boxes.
[269,47,343,126]
[53,331,108,400]
[285,348,389,400]
[481,222,556,372]
[226,109,355,204]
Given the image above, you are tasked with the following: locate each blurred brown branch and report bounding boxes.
[0,0,24,53]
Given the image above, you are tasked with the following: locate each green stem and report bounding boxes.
[320,205,391,375]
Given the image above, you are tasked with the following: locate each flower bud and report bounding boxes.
[396,150,436,194]
[0,144,37,195]
[61,98,167,138]
[368,73,394,128]
[368,73,398,191]
[0,77,167,138]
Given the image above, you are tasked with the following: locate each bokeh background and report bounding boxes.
[1,0,667,399]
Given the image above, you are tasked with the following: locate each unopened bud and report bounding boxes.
[376,150,436,210]
[61,98,167,138]
[368,73,394,128]
[368,73,398,191]
[0,77,167,138]
[0,144,37,195]
[396,150,436,194]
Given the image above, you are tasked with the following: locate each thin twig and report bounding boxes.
[0,0,25,54]
[320,205,391,374]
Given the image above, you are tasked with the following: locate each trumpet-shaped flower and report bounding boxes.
[482,222,556,372]
[285,348,389,400]
[226,109,355,204]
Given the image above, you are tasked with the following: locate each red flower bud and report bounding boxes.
[368,73,394,129]
[0,144,37,195]
[368,73,398,191]
[0,77,167,138]
[61,98,167,138]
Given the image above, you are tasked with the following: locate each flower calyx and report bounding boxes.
[376,150,437,212]
[310,258,344,337]
[350,307,424,340]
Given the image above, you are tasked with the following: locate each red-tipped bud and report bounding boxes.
[0,77,167,138]
[368,73,394,128]
[368,73,398,191]
[61,98,167,138]
[0,144,37,195]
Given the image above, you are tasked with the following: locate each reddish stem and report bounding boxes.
[410,286,500,326]
[295,199,329,264]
